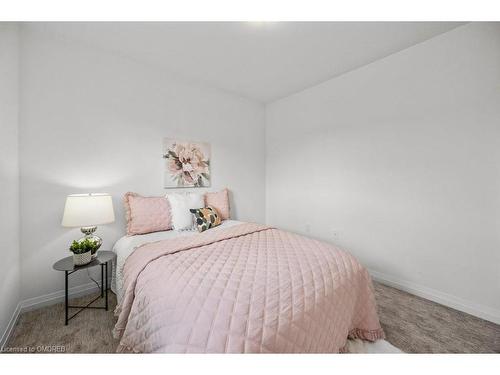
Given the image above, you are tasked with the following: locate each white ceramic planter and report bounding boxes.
[73,250,92,266]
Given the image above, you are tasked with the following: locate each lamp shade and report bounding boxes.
[61,193,115,227]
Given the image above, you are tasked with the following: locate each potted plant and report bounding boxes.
[69,239,99,266]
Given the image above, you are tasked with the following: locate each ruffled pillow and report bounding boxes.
[190,206,221,232]
[124,192,172,235]
[205,188,230,220]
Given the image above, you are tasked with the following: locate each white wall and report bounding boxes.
[19,29,266,301]
[0,24,21,345]
[10,22,500,326]
[266,23,500,322]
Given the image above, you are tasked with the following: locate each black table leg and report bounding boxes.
[100,264,104,298]
[105,261,108,311]
[55,252,116,326]
[65,271,68,325]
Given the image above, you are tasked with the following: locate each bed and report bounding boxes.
[111,220,385,353]
[111,220,243,303]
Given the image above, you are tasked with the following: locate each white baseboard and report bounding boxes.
[0,278,112,349]
[370,269,500,325]
[20,278,112,312]
[0,302,21,351]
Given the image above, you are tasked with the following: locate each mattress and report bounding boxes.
[111,220,243,303]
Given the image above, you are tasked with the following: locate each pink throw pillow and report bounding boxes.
[124,192,172,235]
[205,188,230,220]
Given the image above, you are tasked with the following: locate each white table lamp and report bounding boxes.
[62,193,115,251]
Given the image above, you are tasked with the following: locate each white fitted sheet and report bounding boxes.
[111,220,244,303]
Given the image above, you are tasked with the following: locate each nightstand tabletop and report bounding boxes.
[53,250,116,272]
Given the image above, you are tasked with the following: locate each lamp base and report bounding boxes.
[77,226,102,258]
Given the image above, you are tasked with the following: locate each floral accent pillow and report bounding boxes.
[189,206,222,232]
[205,188,230,220]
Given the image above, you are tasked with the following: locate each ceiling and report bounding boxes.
[25,22,464,103]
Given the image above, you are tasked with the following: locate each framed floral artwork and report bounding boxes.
[162,139,211,188]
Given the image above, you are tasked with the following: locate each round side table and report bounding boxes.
[53,251,116,325]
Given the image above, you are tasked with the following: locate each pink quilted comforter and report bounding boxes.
[114,223,384,353]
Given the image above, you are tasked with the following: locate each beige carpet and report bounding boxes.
[4,282,500,353]
[374,283,500,353]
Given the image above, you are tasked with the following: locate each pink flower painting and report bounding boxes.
[163,139,211,188]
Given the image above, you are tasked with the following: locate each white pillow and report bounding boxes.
[166,193,204,230]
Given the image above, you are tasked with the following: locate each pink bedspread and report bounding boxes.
[114,223,384,353]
